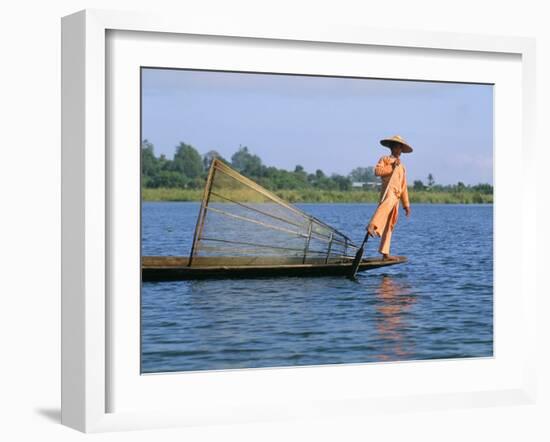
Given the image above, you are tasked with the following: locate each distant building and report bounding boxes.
[352,181,380,189]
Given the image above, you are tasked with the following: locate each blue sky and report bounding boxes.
[141,68,493,185]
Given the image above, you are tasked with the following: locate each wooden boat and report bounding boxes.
[142,255,407,281]
[142,159,407,281]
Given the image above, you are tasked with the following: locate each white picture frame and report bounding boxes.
[61,9,537,433]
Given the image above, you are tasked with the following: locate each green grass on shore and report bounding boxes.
[142,187,493,204]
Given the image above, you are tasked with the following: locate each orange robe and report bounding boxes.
[368,156,410,255]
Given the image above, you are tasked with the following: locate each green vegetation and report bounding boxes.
[142,188,203,201]
[142,187,492,204]
[141,140,493,204]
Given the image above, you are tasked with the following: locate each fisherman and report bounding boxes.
[366,135,412,261]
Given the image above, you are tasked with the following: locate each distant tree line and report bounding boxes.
[412,175,493,195]
[141,140,493,194]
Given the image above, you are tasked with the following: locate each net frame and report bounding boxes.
[188,159,358,267]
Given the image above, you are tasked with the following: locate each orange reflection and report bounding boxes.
[374,276,416,361]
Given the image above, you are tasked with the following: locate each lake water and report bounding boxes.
[141,202,493,373]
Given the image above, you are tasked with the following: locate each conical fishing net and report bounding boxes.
[189,159,357,267]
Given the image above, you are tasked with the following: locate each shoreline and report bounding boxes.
[142,188,493,204]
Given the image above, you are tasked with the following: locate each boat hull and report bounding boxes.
[142,255,407,281]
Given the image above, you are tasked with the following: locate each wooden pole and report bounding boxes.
[188,159,217,266]
[325,232,334,264]
[302,220,313,264]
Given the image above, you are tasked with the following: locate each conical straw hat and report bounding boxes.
[380,135,413,153]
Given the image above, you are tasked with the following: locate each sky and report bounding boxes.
[141,68,493,186]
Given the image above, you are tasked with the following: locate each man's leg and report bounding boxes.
[369,194,397,238]
[378,222,394,259]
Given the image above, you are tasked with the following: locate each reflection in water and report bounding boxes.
[374,276,417,361]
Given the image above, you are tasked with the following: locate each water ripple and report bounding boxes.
[141,203,493,373]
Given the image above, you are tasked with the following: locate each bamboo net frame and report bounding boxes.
[188,159,358,266]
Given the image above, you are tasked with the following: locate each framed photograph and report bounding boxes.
[61,9,537,433]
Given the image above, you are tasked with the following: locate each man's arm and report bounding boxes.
[401,168,411,217]
[374,156,394,177]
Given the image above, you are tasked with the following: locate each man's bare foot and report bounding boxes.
[382,254,398,261]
